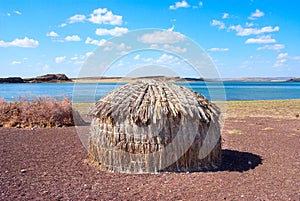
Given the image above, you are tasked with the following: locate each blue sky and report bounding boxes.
[0,0,299,78]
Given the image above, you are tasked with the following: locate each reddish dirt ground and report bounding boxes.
[0,116,299,200]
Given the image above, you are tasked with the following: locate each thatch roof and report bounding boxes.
[89,79,218,127]
[88,79,221,173]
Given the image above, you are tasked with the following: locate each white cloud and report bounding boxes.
[68,14,86,23]
[229,25,279,36]
[86,51,94,57]
[245,35,276,44]
[60,23,67,28]
[65,35,81,41]
[139,30,185,44]
[0,37,39,48]
[71,56,78,60]
[11,61,21,65]
[208,47,229,52]
[46,31,59,37]
[199,1,203,7]
[134,54,140,60]
[280,53,299,61]
[157,54,176,64]
[95,27,128,37]
[273,52,300,67]
[277,52,288,59]
[210,20,226,30]
[88,8,122,25]
[61,8,123,28]
[150,44,159,49]
[169,0,190,10]
[85,37,107,46]
[249,9,264,20]
[245,22,255,27]
[74,61,84,65]
[14,10,22,15]
[168,25,175,32]
[7,13,11,16]
[222,13,229,19]
[257,44,285,51]
[163,44,187,53]
[116,43,130,51]
[55,56,66,64]
[273,59,287,68]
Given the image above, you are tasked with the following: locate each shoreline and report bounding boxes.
[1,73,299,84]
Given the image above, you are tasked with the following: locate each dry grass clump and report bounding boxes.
[0,97,76,128]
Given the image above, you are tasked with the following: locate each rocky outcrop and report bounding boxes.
[24,74,72,83]
[287,78,300,82]
[0,77,24,83]
[0,74,72,84]
[183,77,205,82]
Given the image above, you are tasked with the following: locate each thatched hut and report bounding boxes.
[88,79,222,173]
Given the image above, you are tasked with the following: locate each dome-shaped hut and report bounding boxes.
[88,79,222,173]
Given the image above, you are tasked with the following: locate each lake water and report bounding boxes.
[0,82,299,102]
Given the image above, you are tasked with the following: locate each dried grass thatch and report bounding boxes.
[88,79,222,173]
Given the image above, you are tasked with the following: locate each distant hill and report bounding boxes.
[0,77,24,83]
[0,74,72,84]
[286,78,300,82]
[207,77,294,82]
[24,74,72,83]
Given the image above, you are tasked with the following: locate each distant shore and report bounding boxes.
[1,73,299,84]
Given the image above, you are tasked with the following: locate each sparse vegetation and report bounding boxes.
[0,97,77,128]
[225,99,300,119]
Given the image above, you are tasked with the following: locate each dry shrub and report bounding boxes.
[0,96,79,128]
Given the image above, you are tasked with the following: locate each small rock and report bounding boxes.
[41,190,49,195]
[16,124,21,128]
[20,169,27,173]
[248,161,252,165]
[127,187,130,190]
[31,126,38,130]
[296,114,299,118]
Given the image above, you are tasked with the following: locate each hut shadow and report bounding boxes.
[160,149,262,173]
[213,149,263,172]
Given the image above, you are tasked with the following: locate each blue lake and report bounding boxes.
[0,82,299,102]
